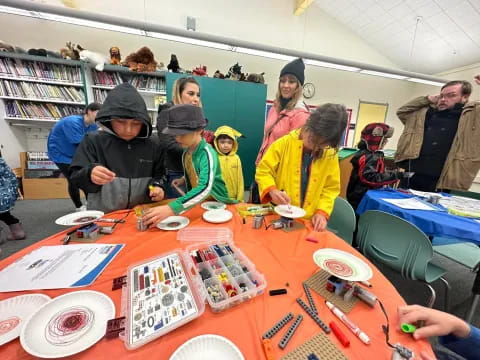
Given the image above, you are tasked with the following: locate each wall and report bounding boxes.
[0,2,427,167]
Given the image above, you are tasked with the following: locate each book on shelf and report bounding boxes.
[0,79,85,102]
[92,70,165,92]
[5,100,83,120]
[0,57,82,83]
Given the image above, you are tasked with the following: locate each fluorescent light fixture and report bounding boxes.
[0,5,145,35]
[304,59,360,72]
[407,78,445,87]
[146,31,233,51]
[360,70,408,80]
[234,47,295,61]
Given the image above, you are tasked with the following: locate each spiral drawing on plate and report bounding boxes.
[45,306,94,346]
[0,316,20,336]
[324,259,354,277]
[73,216,96,224]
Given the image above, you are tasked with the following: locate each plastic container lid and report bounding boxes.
[177,227,233,243]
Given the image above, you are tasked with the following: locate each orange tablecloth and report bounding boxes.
[0,205,433,359]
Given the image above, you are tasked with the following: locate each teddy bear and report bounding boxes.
[109,46,121,65]
[122,47,157,72]
[246,72,265,84]
[225,63,246,81]
[0,40,14,52]
[213,70,225,79]
[77,45,107,71]
[60,42,80,60]
[167,54,180,73]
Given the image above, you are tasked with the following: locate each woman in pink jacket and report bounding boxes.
[251,58,310,202]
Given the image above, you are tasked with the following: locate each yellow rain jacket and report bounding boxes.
[256,129,340,219]
[214,126,245,201]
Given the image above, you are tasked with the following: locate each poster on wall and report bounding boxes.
[265,101,352,146]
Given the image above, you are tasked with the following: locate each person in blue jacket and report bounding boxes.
[398,304,479,359]
[47,103,100,211]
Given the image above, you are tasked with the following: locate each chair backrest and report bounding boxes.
[327,197,356,245]
[357,210,434,281]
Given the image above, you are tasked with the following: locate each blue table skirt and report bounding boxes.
[357,188,480,245]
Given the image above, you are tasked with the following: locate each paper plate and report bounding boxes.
[274,205,306,219]
[157,216,190,231]
[20,290,115,358]
[201,201,227,211]
[313,248,373,281]
[0,294,51,346]
[169,334,244,360]
[55,211,104,226]
[202,210,233,224]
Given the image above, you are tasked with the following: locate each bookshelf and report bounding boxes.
[88,64,167,127]
[0,52,88,127]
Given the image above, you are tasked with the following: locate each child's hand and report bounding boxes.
[142,205,174,227]
[269,189,291,205]
[171,177,185,187]
[311,213,327,231]
[149,186,165,202]
[91,165,116,185]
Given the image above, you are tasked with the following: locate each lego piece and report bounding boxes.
[269,288,287,296]
[112,275,127,291]
[281,332,347,360]
[401,323,417,334]
[279,314,303,349]
[296,298,330,334]
[105,317,125,339]
[302,283,317,314]
[262,338,276,360]
[307,354,319,360]
[262,312,294,339]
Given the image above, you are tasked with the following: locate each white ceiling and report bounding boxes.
[314,0,480,74]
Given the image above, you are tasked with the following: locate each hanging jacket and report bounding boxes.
[395,96,480,190]
[255,100,310,164]
[255,129,340,219]
[347,149,401,210]
[0,157,18,213]
[169,138,237,214]
[70,83,165,213]
[214,126,244,201]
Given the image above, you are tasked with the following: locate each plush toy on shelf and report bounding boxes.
[60,42,80,60]
[167,54,180,73]
[225,63,246,81]
[157,62,167,71]
[123,46,157,72]
[192,65,207,76]
[0,40,14,52]
[77,45,108,71]
[213,70,225,79]
[246,72,265,84]
[109,46,121,65]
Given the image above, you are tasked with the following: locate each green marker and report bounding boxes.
[401,323,417,333]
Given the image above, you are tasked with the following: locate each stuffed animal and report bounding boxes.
[157,62,167,71]
[109,46,121,65]
[167,54,180,73]
[60,42,80,60]
[225,63,245,81]
[0,41,14,52]
[246,72,265,84]
[122,47,157,72]
[213,70,225,79]
[78,45,107,71]
[192,65,207,77]
[28,49,47,57]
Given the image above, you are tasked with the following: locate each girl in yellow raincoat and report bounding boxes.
[255,104,348,231]
[214,126,245,201]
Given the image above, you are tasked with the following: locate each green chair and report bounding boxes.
[357,210,450,309]
[327,197,356,245]
[432,238,480,322]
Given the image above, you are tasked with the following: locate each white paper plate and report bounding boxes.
[0,293,51,346]
[274,204,306,219]
[201,201,227,210]
[20,290,115,358]
[55,211,104,226]
[157,216,190,231]
[169,334,244,360]
[313,248,373,281]
[202,210,233,224]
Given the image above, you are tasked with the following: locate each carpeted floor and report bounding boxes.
[1,198,478,329]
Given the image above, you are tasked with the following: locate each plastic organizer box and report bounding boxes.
[118,227,266,349]
[180,227,266,313]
